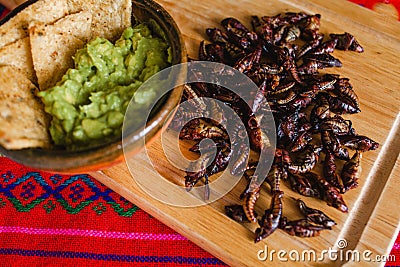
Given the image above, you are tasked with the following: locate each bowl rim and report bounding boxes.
[0,0,187,173]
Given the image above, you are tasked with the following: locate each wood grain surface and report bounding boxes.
[90,0,400,266]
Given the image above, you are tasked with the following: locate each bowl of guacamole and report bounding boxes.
[38,24,172,150]
[0,0,186,173]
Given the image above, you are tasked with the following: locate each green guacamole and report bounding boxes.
[38,24,171,149]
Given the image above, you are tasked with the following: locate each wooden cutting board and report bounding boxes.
[90,0,400,266]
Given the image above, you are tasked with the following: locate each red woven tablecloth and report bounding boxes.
[0,1,399,266]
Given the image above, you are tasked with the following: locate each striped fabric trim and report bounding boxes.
[0,226,187,241]
[0,248,226,264]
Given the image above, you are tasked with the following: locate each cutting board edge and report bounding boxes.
[352,153,400,265]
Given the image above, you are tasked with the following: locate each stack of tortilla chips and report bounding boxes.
[0,0,132,149]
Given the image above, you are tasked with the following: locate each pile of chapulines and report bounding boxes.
[170,12,379,242]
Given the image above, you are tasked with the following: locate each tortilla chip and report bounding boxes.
[50,10,92,42]
[0,66,50,149]
[0,37,36,83]
[29,21,86,90]
[0,0,68,48]
[67,0,132,41]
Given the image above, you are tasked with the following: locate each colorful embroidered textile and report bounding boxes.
[0,1,399,266]
[0,157,226,266]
